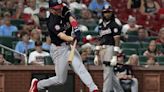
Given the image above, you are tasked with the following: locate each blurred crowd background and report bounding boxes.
[0,0,164,67]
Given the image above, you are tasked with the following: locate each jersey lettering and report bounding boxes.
[100,28,112,37]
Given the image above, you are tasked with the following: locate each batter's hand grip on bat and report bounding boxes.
[68,40,77,64]
[94,55,100,66]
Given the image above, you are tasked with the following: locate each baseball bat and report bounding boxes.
[68,40,77,63]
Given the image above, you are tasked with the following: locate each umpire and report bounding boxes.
[29,0,99,92]
[94,5,124,92]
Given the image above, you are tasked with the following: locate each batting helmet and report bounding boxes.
[102,4,113,13]
[49,0,63,9]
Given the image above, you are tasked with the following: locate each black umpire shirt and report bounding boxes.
[98,18,122,45]
[47,5,72,46]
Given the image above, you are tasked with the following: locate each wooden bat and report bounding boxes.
[68,40,77,63]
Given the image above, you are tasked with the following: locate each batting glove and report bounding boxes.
[110,56,117,66]
[73,28,81,42]
[94,55,100,66]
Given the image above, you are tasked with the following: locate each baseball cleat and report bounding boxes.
[29,78,38,92]
[93,89,99,92]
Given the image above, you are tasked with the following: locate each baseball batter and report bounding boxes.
[29,0,99,92]
[94,5,124,92]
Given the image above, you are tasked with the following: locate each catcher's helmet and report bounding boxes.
[49,0,63,9]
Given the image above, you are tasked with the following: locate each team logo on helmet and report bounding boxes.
[104,4,109,9]
[114,28,118,33]
[102,4,113,13]
[55,25,60,31]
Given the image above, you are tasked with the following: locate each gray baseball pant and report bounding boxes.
[99,45,124,92]
[131,78,138,92]
[37,44,98,92]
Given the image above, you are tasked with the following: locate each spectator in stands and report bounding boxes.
[15,1,25,19]
[82,0,91,6]
[0,14,2,26]
[122,15,141,36]
[29,28,42,43]
[3,11,11,19]
[0,0,5,9]
[37,7,48,31]
[145,56,159,67]
[78,8,97,30]
[0,18,18,36]
[24,19,36,32]
[155,27,164,45]
[80,47,93,65]
[36,0,49,9]
[28,41,50,65]
[127,0,143,9]
[114,53,138,92]
[137,27,149,42]
[126,54,140,66]
[0,53,11,65]
[42,35,51,51]
[143,40,163,58]
[68,0,87,14]
[1,1,16,15]
[126,27,149,42]
[14,31,35,63]
[23,0,39,15]
[162,0,164,8]
[139,0,160,17]
[23,0,40,26]
[157,8,164,20]
[1,11,12,24]
[88,0,110,18]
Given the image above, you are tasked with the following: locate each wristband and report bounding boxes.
[70,20,78,28]
[114,46,120,52]
[112,56,117,60]
[95,46,101,50]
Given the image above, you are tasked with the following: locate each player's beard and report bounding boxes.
[103,13,112,21]
[103,16,111,21]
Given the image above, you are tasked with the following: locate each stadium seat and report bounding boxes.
[157,44,163,50]
[4,50,14,64]
[10,19,25,30]
[44,56,54,65]
[121,42,140,50]
[12,31,19,37]
[147,36,158,42]
[156,56,164,65]
[78,41,83,46]
[161,48,164,53]
[27,49,35,57]
[139,56,148,65]
[138,48,147,56]
[0,36,19,48]
[125,56,130,62]
[12,41,18,49]
[139,42,149,48]
[126,31,138,36]
[122,48,137,56]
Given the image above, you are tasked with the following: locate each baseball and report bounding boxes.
[86,35,92,40]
